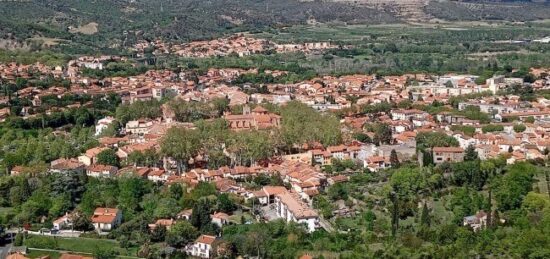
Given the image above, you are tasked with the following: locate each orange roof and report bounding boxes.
[433,147,464,153]
[7,253,30,259]
[196,234,216,245]
[59,254,93,259]
[91,214,116,224]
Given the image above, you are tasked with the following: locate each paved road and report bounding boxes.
[0,243,12,259]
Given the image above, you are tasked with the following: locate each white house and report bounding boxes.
[91,208,122,233]
[95,116,115,136]
[463,210,488,232]
[275,192,319,233]
[53,213,74,230]
[187,235,216,258]
[86,164,118,178]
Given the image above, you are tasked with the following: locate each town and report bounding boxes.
[0,18,549,257]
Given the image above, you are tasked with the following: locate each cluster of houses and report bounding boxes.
[3,51,550,257]
[134,34,335,58]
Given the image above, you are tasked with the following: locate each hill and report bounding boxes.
[0,0,549,53]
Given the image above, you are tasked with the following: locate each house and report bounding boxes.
[432,147,464,164]
[177,209,193,220]
[327,175,349,185]
[186,234,216,258]
[211,212,229,227]
[248,186,288,205]
[59,254,93,259]
[95,116,115,136]
[224,105,281,130]
[91,208,122,233]
[78,147,108,166]
[53,213,73,230]
[86,164,118,178]
[391,109,428,121]
[49,158,85,174]
[364,156,391,172]
[125,119,155,135]
[275,192,319,233]
[463,210,488,232]
[148,219,175,231]
[147,168,168,182]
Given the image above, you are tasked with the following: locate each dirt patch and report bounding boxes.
[69,22,99,35]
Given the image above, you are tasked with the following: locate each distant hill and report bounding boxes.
[0,0,549,52]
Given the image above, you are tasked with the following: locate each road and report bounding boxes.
[0,243,12,259]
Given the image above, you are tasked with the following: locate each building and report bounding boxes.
[224,105,281,130]
[432,147,465,164]
[125,119,155,135]
[91,208,122,233]
[78,147,108,166]
[391,109,428,121]
[95,116,116,136]
[59,254,93,259]
[275,192,319,233]
[53,212,74,230]
[148,219,175,231]
[211,212,229,227]
[463,210,488,232]
[186,234,216,258]
[86,164,118,178]
[49,158,85,174]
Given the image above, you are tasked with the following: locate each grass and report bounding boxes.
[24,235,138,256]
[534,171,549,195]
[28,250,61,259]
[0,207,14,215]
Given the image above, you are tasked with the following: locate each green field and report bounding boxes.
[534,171,550,195]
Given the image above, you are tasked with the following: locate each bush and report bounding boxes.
[23,235,57,249]
[482,124,504,133]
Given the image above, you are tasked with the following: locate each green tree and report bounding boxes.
[96,149,119,167]
[513,124,527,133]
[390,149,400,168]
[191,199,213,230]
[165,221,199,248]
[420,202,431,227]
[161,127,201,172]
[217,193,237,213]
[464,144,478,161]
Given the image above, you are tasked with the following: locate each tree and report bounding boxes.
[390,149,400,168]
[94,247,117,259]
[161,127,201,173]
[191,199,213,230]
[217,193,237,213]
[150,225,167,242]
[73,212,95,231]
[165,221,199,248]
[96,149,119,167]
[169,184,184,201]
[493,162,535,211]
[464,144,478,161]
[420,202,431,227]
[390,191,399,237]
[513,124,527,133]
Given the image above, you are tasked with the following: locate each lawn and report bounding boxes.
[24,235,138,256]
[534,171,549,195]
[27,250,61,259]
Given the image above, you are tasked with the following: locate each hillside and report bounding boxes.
[0,0,549,53]
[0,0,396,52]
